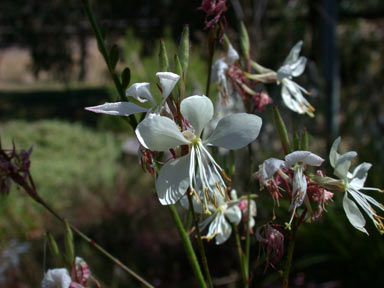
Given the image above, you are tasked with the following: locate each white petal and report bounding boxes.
[205,113,262,149]
[179,195,204,214]
[261,158,286,180]
[156,72,180,103]
[329,137,341,168]
[290,56,307,77]
[285,151,324,167]
[290,166,307,211]
[214,215,232,245]
[334,151,357,179]
[225,205,242,225]
[42,268,71,288]
[180,95,214,137]
[156,154,190,205]
[206,213,232,245]
[277,64,292,82]
[126,82,156,105]
[211,58,228,84]
[349,162,372,190]
[227,44,239,64]
[343,193,368,234]
[283,40,303,65]
[281,81,305,114]
[135,114,189,151]
[85,102,148,116]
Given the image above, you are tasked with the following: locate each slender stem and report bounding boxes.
[187,193,214,288]
[233,224,248,287]
[80,0,137,129]
[282,224,297,288]
[168,205,207,288]
[10,171,152,287]
[27,193,154,288]
[244,144,255,284]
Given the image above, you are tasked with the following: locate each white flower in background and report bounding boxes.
[277,41,315,117]
[41,268,71,288]
[181,191,242,245]
[260,151,324,225]
[211,43,239,97]
[330,137,384,235]
[85,72,180,116]
[135,95,262,209]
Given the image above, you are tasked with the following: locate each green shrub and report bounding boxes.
[0,120,122,236]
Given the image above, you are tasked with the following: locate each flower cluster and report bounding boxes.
[212,37,315,117]
[0,141,33,195]
[258,151,326,228]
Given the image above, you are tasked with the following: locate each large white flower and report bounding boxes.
[135,95,262,207]
[41,268,71,288]
[330,137,384,235]
[85,72,180,116]
[260,151,324,224]
[277,41,315,117]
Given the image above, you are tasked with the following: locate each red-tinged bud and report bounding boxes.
[256,224,285,270]
[198,0,228,30]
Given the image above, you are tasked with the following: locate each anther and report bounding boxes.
[221,169,232,182]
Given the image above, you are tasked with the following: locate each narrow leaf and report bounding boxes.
[293,132,300,151]
[159,39,169,72]
[46,232,61,260]
[121,67,131,90]
[301,129,309,151]
[273,106,291,155]
[64,220,75,269]
[178,25,190,73]
[109,44,119,70]
[174,54,183,99]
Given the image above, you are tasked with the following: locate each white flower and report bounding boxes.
[277,41,315,117]
[211,44,240,97]
[260,151,324,224]
[181,192,242,245]
[330,137,384,234]
[41,268,71,288]
[135,95,262,207]
[85,72,180,116]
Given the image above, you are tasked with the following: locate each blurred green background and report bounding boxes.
[0,0,383,287]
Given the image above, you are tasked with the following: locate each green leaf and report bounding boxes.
[46,232,61,260]
[301,129,309,151]
[273,106,291,155]
[121,67,131,90]
[293,132,300,151]
[64,220,75,269]
[109,44,119,70]
[159,39,169,72]
[178,25,190,73]
[174,54,183,99]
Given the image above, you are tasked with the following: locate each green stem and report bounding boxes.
[282,225,297,288]
[168,205,207,288]
[244,144,255,284]
[80,0,137,129]
[187,193,214,288]
[233,224,248,287]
